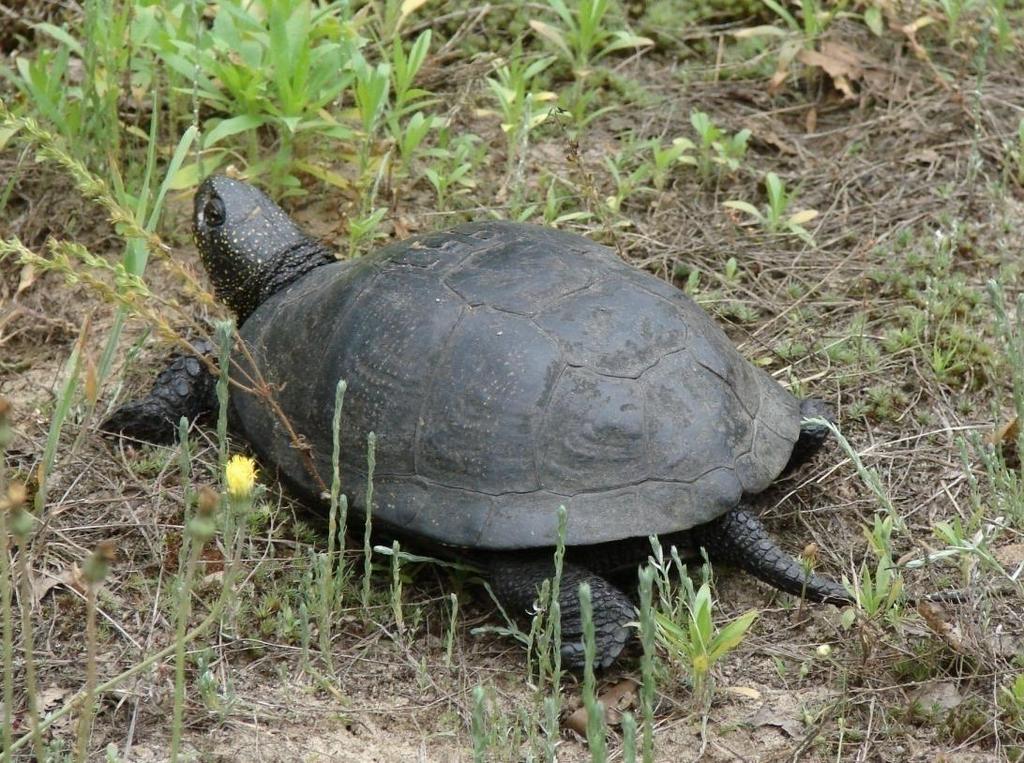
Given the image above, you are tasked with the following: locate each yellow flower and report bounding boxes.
[225,455,258,499]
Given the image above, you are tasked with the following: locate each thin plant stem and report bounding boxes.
[14,528,44,762]
[390,539,404,639]
[638,565,657,763]
[214,319,233,471]
[579,582,606,762]
[74,579,99,762]
[0,503,11,763]
[75,546,115,755]
[445,592,458,668]
[170,517,207,762]
[471,684,487,762]
[8,518,242,756]
[622,711,638,763]
[320,379,348,670]
[0,399,13,763]
[361,432,377,615]
[35,320,86,513]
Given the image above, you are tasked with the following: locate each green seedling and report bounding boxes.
[578,583,608,761]
[134,0,367,185]
[762,0,832,46]
[688,111,750,182]
[387,30,439,177]
[486,51,557,186]
[604,150,653,213]
[530,0,653,80]
[653,576,758,704]
[1008,117,1024,186]
[424,131,480,211]
[543,176,592,227]
[646,543,757,703]
[393,111,440,173]
[649,136,696,191]
[724,172,818,242]
[934,0,972,43]
[841,554,903,621]
[999,674,1024,726]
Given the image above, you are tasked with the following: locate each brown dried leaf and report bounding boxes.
[917,601,964,652]
[768,40,801,94]
[752,125,798,156]
[751,700,803,738]
[796,42,865,100]
[32,564,86,603]
[905,148,941,164]
[16,264,38,295]
[805,107,817,134]
[724,685,763,701]
[39,685,71,711]
[901,16,937,60]
[986,416,1019,446]
[565,678,638,735]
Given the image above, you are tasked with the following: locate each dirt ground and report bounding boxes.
[3,6,1024,762]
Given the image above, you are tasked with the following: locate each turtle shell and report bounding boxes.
[232,222,800,549]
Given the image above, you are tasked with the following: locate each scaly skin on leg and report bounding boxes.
[487,554,636,670]
[102,340,218,444]
[691,507,851,603]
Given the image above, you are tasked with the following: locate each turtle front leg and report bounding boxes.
[102,340,218,444]
[487,553,635,670]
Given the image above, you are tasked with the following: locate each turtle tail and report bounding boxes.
[692,507,852,604]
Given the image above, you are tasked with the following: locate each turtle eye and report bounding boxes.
[204,196,226,228]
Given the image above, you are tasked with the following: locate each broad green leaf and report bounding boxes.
[145,125,199,233]
[600,31,655,58]
[203,114,268,148]
[168,151,228,190]
[708,610,758,662]
[529,19,573,62]
[765,172,784,205]
[864,6,884,36]
[295,160,353,190]
[33,22,84,56]
[0,124,19,151]
[762,0,799,31]
[722,200,763,219]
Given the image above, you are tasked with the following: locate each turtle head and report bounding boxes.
[193,175,332,322]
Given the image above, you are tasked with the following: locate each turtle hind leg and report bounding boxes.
[783,398,835,475]
[102,340,218,444]
[487,553,635,670]
[692,506,851,604]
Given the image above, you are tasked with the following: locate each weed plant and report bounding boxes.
[2,0,1024,759]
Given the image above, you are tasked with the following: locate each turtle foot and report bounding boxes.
[488,554,635,670]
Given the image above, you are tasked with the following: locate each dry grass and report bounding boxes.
[2,2,1024,760]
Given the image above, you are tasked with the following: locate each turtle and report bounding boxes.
[105,175,852,668]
